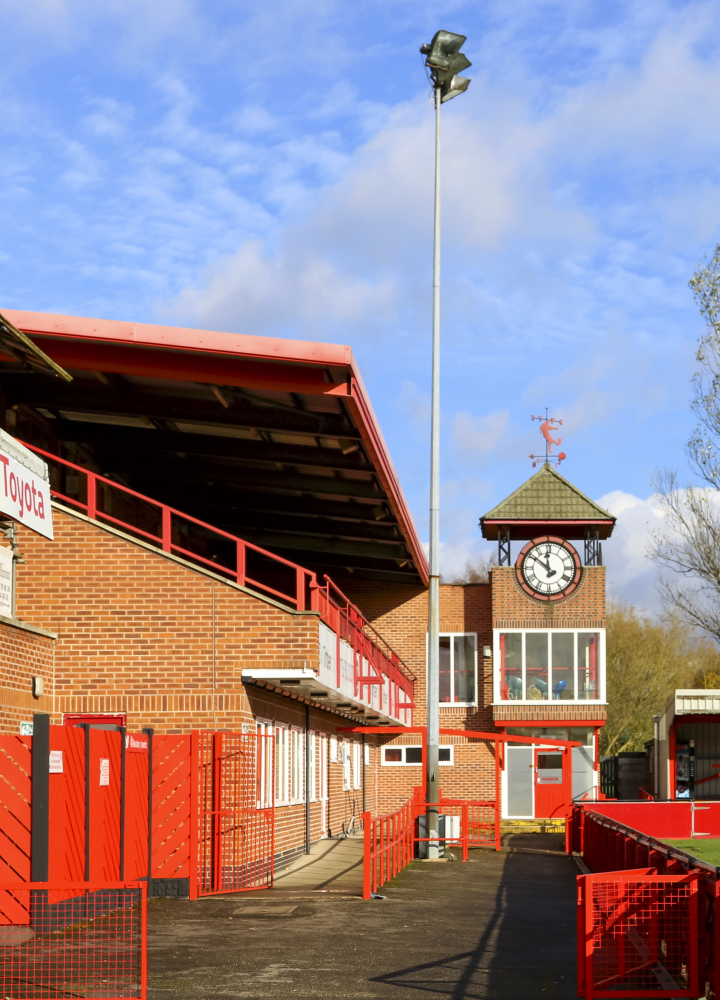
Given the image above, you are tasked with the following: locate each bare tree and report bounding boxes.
[650,244,720,643]
[442,551,497,585]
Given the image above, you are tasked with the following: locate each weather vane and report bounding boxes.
[529,409,566,468]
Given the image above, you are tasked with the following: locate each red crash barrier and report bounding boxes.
[0,881,147,1000]
[575,807,720,998]
[577,871,701,999]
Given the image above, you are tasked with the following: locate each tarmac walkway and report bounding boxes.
[272,831,364,893]
[146,833,579,999]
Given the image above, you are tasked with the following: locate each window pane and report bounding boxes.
[526,633,549,700]
[405,747,422,764]
[453,635,476,703]
[578,633,600,700]
[551,633,574,700]
[568,727,594,746]
[439,636,451,703]
[438,747,451,762]
[384,748,402,763]
[500,633,523,700]
[537,753,563,769]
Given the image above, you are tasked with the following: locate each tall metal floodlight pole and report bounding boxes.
[419,31,471,858]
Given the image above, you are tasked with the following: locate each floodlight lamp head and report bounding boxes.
[421,30,471,102]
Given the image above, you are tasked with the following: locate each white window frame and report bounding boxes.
[330,736,338,762]
[427,632,478,707]
[492,628,606,704]
[309,732,317,802]
[364,742,370,766]
[274,722,290,805]
[342,741,351,791]
[381,745,454,766]
[256,718,274,809]
[290,727,304,804]
[353,743,361,789]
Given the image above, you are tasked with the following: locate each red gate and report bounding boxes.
[577,870,701,999]
[197,731,274,895]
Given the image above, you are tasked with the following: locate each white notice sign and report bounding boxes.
[49,750,63,773]
[0,449,53,539]
[99,758,110,786]
[0,545,12,617]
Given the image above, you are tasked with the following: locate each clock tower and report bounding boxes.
[480,462,616,817]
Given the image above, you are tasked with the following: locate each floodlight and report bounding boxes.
[420,30,471,102]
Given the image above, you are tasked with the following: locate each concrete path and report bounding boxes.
[272,833,364,893]
[147,833,579,999]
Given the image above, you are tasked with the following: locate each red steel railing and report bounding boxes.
[638,786,655,800]
[23,442,414,718]
[362,787,500,898]
[362,796,415,899]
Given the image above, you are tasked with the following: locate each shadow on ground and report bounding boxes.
[147,833,577,999]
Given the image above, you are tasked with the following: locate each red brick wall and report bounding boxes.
[492,565,606,628]
[13,507,320,733]
[0,619,55,731]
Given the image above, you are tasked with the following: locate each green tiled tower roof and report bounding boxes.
[480,463,615,540]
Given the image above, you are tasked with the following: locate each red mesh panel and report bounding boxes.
[0,882,146,999]
[197,732,274,895]
[579,873,700,998]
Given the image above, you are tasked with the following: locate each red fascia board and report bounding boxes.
[25,338,333,395]
[4,309,429,583]
[3,309,352,368]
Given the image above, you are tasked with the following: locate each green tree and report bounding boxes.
[602,600,720,754]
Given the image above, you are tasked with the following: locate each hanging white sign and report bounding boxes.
[99,758,110,786]
[0,449,53,540]
[49,750,63,773]
[0,545,12,617]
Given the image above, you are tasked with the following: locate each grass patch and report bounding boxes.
[665,838,720,866]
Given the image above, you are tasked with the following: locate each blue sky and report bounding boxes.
[2,0,720,609]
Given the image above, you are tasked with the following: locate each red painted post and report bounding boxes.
[494,740,501,851]
[236,541,246,587]
[188,731,198,900]
[162,506,172,552]
[462,802,468,861]
[86,473,96,519]
[296,568,305,610]
[362,811,371,899]
[139,879,148,999]
[563,747,573,854]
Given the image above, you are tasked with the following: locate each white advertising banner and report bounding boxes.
[0,449,53,539]
[0,545,12,617]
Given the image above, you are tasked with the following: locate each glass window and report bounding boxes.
[578,633,600,700]
[454,635,476,703]
[439,636,451,703]
[382,746,454,766]
[496,631,604,703]
[551,633,574,700]
[432,633,477,705]
[526,633,548,700]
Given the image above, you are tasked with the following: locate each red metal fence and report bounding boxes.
[0,882,147,1000]
[574,805,720,998]
[361,788,501,899]
[577,871,701,999]
[197,731,274,895]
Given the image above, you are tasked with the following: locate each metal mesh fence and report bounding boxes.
[0,883,146,999]
[579,874,699,998]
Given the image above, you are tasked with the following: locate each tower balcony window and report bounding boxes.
[494,629,604,703]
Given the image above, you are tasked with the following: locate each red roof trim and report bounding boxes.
[3,309,429,584]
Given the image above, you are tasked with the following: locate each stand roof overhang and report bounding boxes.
[0,309,428,586]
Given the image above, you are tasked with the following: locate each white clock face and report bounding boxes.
[521,541,577,596]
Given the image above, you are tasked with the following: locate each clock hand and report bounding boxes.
[529,556,557,578]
